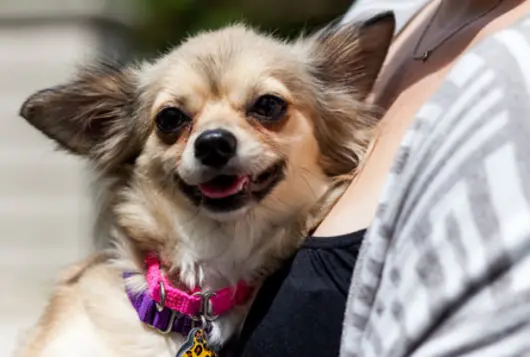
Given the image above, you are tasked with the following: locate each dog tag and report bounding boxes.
[176,328,217,357]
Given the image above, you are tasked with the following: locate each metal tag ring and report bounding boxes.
[192,291,219,321]
[156,280,166,312]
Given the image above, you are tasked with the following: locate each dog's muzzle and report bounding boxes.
[194,129,237,169]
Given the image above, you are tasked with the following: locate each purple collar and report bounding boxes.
[124,272,207,336]
[124,272,236,357]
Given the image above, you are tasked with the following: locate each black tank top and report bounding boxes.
[232,229,366,357]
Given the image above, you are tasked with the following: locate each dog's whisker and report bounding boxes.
[296,168,319,200]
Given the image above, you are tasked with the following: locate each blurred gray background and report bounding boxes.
[0,0,352,354]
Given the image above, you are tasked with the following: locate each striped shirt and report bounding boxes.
[340,1,530,356]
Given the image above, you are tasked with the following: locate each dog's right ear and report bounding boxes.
[20,63,145,170]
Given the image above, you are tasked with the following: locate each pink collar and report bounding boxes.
[145,255,254,319]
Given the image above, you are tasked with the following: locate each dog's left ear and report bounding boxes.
[299,13,395,177]
[309,12,396,98]
[19,62,146,171]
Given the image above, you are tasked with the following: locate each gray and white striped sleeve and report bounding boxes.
[341,0,429,33]
[340,16,530,357]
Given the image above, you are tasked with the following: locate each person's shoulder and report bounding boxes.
[341,0,432,33]
[401,14,530,160]
[487,13,530,56]
[466,14,530,83]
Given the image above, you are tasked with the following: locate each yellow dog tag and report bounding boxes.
[176,328,217,357]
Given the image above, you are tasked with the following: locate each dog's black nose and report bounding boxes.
[194,129,237,168]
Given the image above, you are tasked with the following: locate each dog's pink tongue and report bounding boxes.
[198,176,249,199]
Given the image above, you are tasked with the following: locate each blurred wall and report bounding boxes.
[135,0,353,55]
[0,1,134,355]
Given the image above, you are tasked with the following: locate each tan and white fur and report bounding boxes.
[14,13,395,357]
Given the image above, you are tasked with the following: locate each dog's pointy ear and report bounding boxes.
[296,13,395,177]
[19,62,145,170]
[308,11,395,99]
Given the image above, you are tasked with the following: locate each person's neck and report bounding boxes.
[432,0,504,31]
[441,0,502,16]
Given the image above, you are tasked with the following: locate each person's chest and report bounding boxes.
[235,234,364,357]
[332,1,530,233]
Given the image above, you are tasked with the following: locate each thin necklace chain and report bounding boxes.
[412,0,504,61]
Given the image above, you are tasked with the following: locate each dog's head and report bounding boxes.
[20,14,394,227]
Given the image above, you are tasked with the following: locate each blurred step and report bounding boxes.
[0,196,91,216]
[0,213,90,250]
[0,147,80,166]
[0,24,98,66]
[0,161,87,197]
[0,65,88,94]
[0,265,70,306]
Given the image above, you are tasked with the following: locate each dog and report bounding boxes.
[14,12,394,357]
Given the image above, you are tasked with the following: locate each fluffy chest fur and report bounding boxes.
[112,173,323,347]
[114,174,319,287]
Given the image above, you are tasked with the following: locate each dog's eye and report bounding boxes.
[155,107,190,134]
[249,95,287,122]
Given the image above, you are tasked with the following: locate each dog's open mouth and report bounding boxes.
[198,175,249,199]
[198,163,282,199]
[179,161,285,212]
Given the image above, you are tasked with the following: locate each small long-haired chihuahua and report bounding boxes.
[14,12,394,357]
